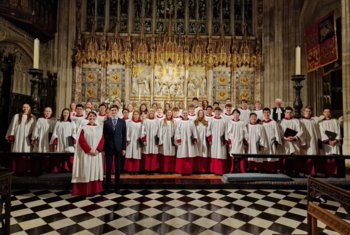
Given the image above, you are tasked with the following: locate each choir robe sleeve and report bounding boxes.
[71,122,77,140]
[29,116,36,136]
[126,123,132,142]
[174,122,182,145]
[259,126,269,149]
[78,130,92,153]
[50,122,59,144]
[158,121,164,145]
[96,135,105,152]
[32,119,41,140]
[191,122,199,141]
[295,119,305,145]
[5,114,18,139]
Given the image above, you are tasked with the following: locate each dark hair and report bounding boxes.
[99,103,107,108]
[139,103,148,113]
[241,99,248,103]
[60,108,72,122]
[263,107,271,112]
[213,102,220,105]
[18,103,33,124]
[232,109,241,114]
[225,104,232,108]
[110,105,119,110]
[323,106,332,112]
[122,109,129,113]
[192,97,199,101]
[76,104,84,108]
[285,106,293,112]
[304,105,313,112]
[249,112,257,117]
[86,111,97,117]
[214,107,222,112]
[207,105,213,109]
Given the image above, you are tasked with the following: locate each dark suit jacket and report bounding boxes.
[272,107,285,122]
[103,117,127,152]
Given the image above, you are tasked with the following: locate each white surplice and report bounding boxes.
[319,118,342,155]
[247,123,268,162]
[71,124,104,183]
[300,118,321,155]
[262,119,283,160]
[226,119,248,155]
[32,117,57,152]
[239,109,251,124]
[50,121,77,152]
[158,119,176,156]
[5,114,36,152]
[142,118,160,154]
[195,122,210,157]
[207,117,227,159]
[175,119,198,158]
[280,118,305,155]
[126,121,144,160]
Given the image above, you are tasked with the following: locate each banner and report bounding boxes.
[306,12,338,72]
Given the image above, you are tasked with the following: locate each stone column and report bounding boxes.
[125,67,131,105]
[341,0,350,157]
[184,69,189,108]
[207,69,213,105]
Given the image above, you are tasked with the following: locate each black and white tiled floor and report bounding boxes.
[8,189,349,235]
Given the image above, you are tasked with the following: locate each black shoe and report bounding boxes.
[114,187,121,194]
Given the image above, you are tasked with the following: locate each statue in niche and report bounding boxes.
[154,63,185,97]
[131,66,151,96]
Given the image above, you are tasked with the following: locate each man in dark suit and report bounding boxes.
[271,98,285,123]
[103,105,127,192]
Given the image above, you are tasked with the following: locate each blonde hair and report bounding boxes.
[162,111,174,127]
[194,110,208,126]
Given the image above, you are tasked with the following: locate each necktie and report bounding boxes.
[112,118,117,126]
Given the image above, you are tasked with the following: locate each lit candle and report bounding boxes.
[295,46,301,75]
[33,38,40,69]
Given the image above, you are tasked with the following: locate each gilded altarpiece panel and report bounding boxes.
[233,66,257,105]
[213,66,231,103]
[106,64,125,101]
[188,66,206,101]
[81,65,104,103]
[131,63,152,107]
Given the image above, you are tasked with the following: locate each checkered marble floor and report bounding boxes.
[8,189,349,235]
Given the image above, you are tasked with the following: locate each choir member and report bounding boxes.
[71,104,87,130]
[271,98,285,123]
[113,99,123,117]
[262,108,283,172]
[51,108,77,172]
[247,113,268,172]
[207,107,227,175]
[172,107,182,122]
[194,110,210,173]
[97,103,108,125]
[280,107,305,176]
[239,99,251,124]
[6,103,36,152]
[300,106,321,175]
[158,110,176,173]
[164,103,172,114]
[122,109,130,122]
[223,104,233,120]
[192,97,202,115]
[142,109,160,172]
[212,102,220,115]
[174,110,198,174]
[156,107,165,119]
[71,111,104,196]
[124,111,143,174]
[253,101,264,122]
[70,102,77,117]
[202,100,209,110]
[226,109,248,173]
[127,103,134,119]
[85,101,93,110]
[205,106,214,122]
[139,103,148,114]
[151,103,158,109]
[32,107,57,152]
[225,98,232,106]
[51,108,77,153]
[140,112,148,122]
[319,107,342,176]
[188,105,197,121]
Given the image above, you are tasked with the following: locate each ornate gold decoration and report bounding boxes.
[87,72,96,82]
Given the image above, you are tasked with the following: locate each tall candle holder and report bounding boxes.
[29,68,43,116]
[291,74,305,118]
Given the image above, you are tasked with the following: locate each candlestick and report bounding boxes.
[295,46,301,75]
[33,38,40,69]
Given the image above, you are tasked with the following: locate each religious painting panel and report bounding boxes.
[106,64,125,104]
[188,65,206,104]
[213,66,231,104]
[233,66,256,105]
[131,63,152,102]
[81,65,103,103]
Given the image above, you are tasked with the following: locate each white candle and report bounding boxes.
[295,46,301,75]
[33,38,40,69]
